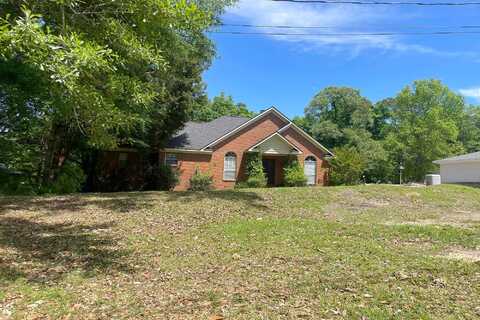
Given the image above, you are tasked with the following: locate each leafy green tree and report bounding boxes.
[343,129,394,183]
[0,0,235,193]
[297,81,477,185]
[329,146,366,185]
[190,92,255,122]
[305,87,374,148]
[386,80,465,181]
[292,116,312,135]
[372,98,395,140]
[303,87,391,182]
[458,106,480,153]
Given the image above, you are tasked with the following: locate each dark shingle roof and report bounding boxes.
[166,116,251,150]
[435,151,480,163]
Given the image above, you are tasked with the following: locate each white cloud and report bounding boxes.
[223,0,477,57]
[226,0,394,52]
[459,87,480,101]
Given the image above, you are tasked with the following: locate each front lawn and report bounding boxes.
[1,185,479,319]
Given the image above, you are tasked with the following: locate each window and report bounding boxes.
[304,156,317,185]
[223,152,237,181]
[165,154,178,167]
[119,153,128,169]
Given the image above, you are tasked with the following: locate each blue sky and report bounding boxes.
[203,0,480,118]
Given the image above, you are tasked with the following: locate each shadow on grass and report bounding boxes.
[165,189,270,211]
[0,189,269,215]
[0,192,158,215]
[0,217,132,283]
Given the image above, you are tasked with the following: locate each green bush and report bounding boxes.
[234,181,249,189]
[41,162,86,194]
[189,168,213,191]
[145,164,179,191]
[329,146,366,185]
[283,158,307,187]
[244,152,267,188]
[246,174,267,188]
[0,169,35,195]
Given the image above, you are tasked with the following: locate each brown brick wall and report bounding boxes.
[160,112,330,191]
[159,152,212,191]
[280,127,330,186]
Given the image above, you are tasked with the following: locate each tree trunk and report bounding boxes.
[40,124,72,187]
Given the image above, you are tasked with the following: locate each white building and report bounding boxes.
[433,152,480,183]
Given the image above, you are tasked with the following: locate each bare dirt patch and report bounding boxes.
[323,189,392,217]
[384,209,480,228]
[385,219,476,228]
[437,249,480,263]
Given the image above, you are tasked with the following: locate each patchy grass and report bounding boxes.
[1,185,480,319]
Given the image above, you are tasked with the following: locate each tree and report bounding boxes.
[190,92,255,122]
[343,128,394,183]
[292,116,312,135]
[372,98,395,140]
[386,80,465,182]
[329,146,366,185]
[305,87,374,148]
[303,87,390,182]
[0,0,235,193]
[458,106,480,153]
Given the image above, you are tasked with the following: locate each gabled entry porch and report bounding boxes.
[248,132,303,187]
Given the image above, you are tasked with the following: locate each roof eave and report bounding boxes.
[434,159,480,164]
[163,148,213,154]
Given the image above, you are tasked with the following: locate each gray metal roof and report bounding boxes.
[166,116,251,150]
[434,151,480,163]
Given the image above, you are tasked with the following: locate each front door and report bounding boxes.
[262,159,276,186]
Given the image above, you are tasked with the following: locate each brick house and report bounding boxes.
[160,107,333,191]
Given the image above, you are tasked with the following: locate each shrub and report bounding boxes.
[246,174,267,188]
[244,152,267,188]
[283,158,307,187]
[145,164,179,191]
[41,162,86,194]
[234,181,249,189]
[329,146,366,185]
[189,168,213,191]
[0,168,35,195]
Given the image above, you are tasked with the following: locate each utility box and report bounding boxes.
[425,174,441,186]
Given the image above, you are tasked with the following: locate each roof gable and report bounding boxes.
[279,123,334,156]
[201,107,290,150]
[248,132,302,155]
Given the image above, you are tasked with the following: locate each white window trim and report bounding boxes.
[304,155,317,186]
[223,153,237,181]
